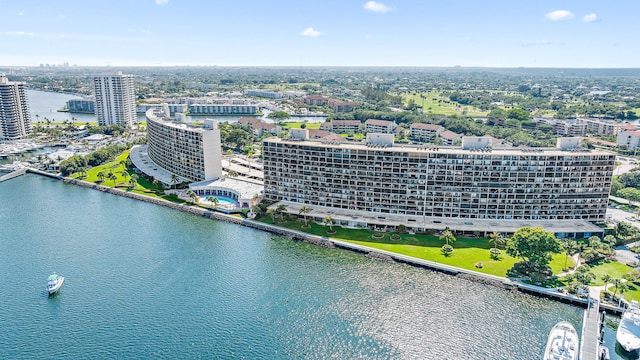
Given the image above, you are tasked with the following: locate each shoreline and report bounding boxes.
[27,168,622,314]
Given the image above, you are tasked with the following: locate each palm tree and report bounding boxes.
[97,171,105,183]
[602,274,612,289]
[121,170,129,183]
[324,215,335,233]
[266,208,276,224]
[130,173,139,188]
[186,190,199,204]
[612,278,623,299]
[563,240,579,272]
[210,197,219,209]
[488,232,504,252]
[170,173,179,189]
[119,160,127,171]
[108,173,117,187]
[440,230,456,246]
[299,205,310,227]
[275,204,287,222]
[252,193,260,206]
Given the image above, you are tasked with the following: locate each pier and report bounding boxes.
[0,168,27,182]
[580,296,604,360]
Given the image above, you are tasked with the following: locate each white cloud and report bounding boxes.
[365,34,375,40]
[545,10,575,21]
[4,31,36,37]
[363,1,394,13]
[18,12,24,16]
[522,40,552,47]
[300,27,323,38]
[582,13,598,23]
[142,29,153,35]
[155,0,169,5]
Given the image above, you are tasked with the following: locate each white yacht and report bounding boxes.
[617,300,640,352]
[46,273,64,296]
[543,321,579,360]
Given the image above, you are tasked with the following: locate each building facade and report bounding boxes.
[410,123,445,142]
[188,104,257,115]
[67,99,95,114]
[93,72,136,127]
[146,108,222,182]
[263,134,614,227]
[0,75,31,141]
[577,117,621,136]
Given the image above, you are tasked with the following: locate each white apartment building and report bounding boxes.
[364,119,397,134]
[93,72,136,127]
[577,117,621,136]
[146,108,222,182]
[0,75,31,140]
[410,123,445,142]
[263,132,613,237]
[617,127,640,150]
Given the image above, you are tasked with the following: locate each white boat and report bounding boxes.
[543,321,579,360]
[617,300,640,352]
[46,273,64,296]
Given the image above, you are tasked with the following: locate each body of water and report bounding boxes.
[26,90,327,125]
[0,174,616,359]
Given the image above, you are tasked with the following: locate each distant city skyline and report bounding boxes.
[1,0,636,68]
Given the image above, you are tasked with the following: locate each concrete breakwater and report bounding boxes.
[29,170,619,311]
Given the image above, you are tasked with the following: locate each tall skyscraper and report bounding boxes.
[0,74,31,141]
[93,72,136,127]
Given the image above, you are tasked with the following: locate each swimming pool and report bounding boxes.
[207,196,237,206]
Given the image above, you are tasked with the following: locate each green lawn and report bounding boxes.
[69,149,189,203]
[402,91,489,117]
[588,260,634,286]
[258,217,573,278]
[280,121,322,130]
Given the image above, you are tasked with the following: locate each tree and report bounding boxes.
[121,170,129,183]
[275,204,287,221]
[267,208,276,224]
[601,274,612,287]
[108,172,117,187]
[129,173,139,188]
[439,230,457,254]
[440,230,456,246]
[324,215,335,233]
[562,240,579,271]
[299,205,311,228]
[97,171,105,183]
[186,190,199,204]
[267,111,291,126]
[210,196,219,209]
[489,232,504,254]
[505,226,562,274]
[170,173,179,189]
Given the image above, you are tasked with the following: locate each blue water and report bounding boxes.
[0,174,616,359]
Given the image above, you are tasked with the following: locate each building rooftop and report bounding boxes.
[190,177,263,200]
[265,135,616,157]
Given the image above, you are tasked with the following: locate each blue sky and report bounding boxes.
[1,0,636,67]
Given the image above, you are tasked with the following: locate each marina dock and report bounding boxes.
[579,296,604,360]
[0,168,27,182]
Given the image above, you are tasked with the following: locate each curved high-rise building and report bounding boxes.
[0,75,31,141]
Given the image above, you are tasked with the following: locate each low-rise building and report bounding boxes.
[577,117,621,136]
[410,123,445,142]
[365,119,396,134]
[237,117,278,137]
[67,99,95,114]
[438,130,462,145]
[617,125,640,150]
[320,120,362,134]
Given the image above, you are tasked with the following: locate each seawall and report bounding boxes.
[30,170,622,312]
